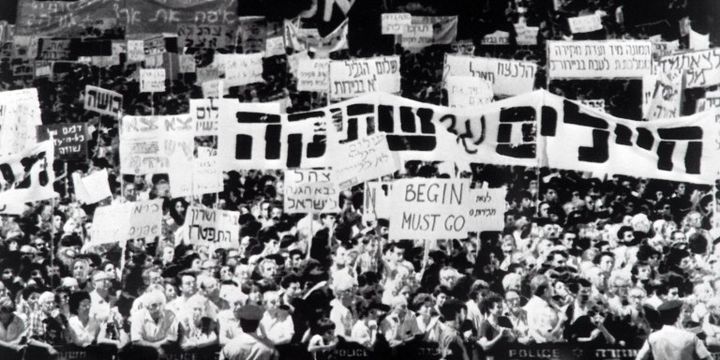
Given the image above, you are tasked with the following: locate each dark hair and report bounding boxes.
[439,299,465,320]
[280,273,302,289]
[69,291,91,315]
[311,318,336,335]
[479,293,503,316]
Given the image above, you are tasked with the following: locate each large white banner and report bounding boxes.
[443,54,537,96]
[284,169,340,213]
[0,140,56,214]
[0,88,41,157]
[329,56,401,99]
[120,115,194,175]
[186,205,240,249]
[547,40,652,79]
[658,49,720,89]
[389,179,471,239]
[84,85,122,117]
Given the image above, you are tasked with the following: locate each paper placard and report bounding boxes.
[445,76,494,107]
[120,114,193,175]
[73,169,111,204]
[0,88,42,157]
[568,14,603,34]
[481,31,510,45]
[331,133,400,189]
[127,40,144,62]
[297,59,330,92]
[284,169,340,213]
[39,123,88,160]
[139,68,166,93]
[389,179,471,239]
[382,13,411,35]
[216,53,264,88]
[515,24,539,46]
[84,85,122,117]
[186,206,240,249]
[265,36,285,57]
[547,40,652,79]
[178,54,196,73]
[466,187,506,232]
[444,54,537,96]
[364,181,393,221]
[329,56,401,98]
[658,49,720,89]
[401,23,433,49]
[0,141,56,215]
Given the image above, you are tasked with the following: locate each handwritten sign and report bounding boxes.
[481,31,510,45]
[578,99,606,112]
[127,40,144,62]
[127,200,163,243]
[444,54,537,96]
[568,14,603,34]
[84,85,122,117]
[284,169,340,214]
[382,13,411,35]
[444,76,494,107]
[331,133,399,189]
[401,23,433,49]
[265,36,285,57]
[139,68,165,93]
[186,206,240,249]
[647,69,683,120]
[547,40,652,79]
[329,56,400,98]
[658,49,720,88]
[389,179,470,239]
[216,53,264,88]
[177,24,233,50]
[297,59,330,92]
[178,54,196,73]
[119,114,194,175]
[466,187,506,232]
[697,97,720,112]
[363,181,393,221]
[39,123,87,160]
[515,24,539,46]
[0,88,42,157]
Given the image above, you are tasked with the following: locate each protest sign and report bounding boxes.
[364,181,393,221]
[193,146,223,195]
[331,133,400,189]
[466,187,506,232]
[88,203,131,247]
[284,19,349,56]
[201,80,225,99]
[381,13,411,35]
[690,28,710,50]
[37,38,73,60]
[297,59,330,92]
[84,85,122,117]
[178,54,196,73]
[122,0,238,35]
[216,53,264,88]
[139,69,166,93]
[34,64,52,78]
[643,74,657,115]
[401,23,434,49]
[120,114,194,175]
[651,40,679,60]
[329,56,401,98]
[481,31,510,46]
[0,141,56,215]
[697,97,720,112]
[578,99,606,112]
[72,169,112,204]
[265,36,285,57]
[126,200,163,243]
[0,88,42,157]
[191,98,221,136]
[389,179,471,239]
[288,51,310,76]
[547,40,652,78]
[658,49,720,88]
[127,40,144,62]
[444,54,537,96]
[284,169,340,213]
[186,206,240,248]
[444,76,494,107]
[39,123,88,160]
[568,14,603,34]
[15,0,116,36]
[177,24,234,50]
[647,69,683,120]
[514,24,539,46]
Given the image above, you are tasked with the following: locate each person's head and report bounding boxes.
[241,281,262,305]
[38,291,56,314]
[480,293,504,317]
[92,271,112,293]
[560,231,577,249]
[0,296,15,323]
[144,290,166,318]
[659,300,683,326]
[631,262,653,283]
[439,299,466,325]
[281,273,303,299]
[386,243,405,263]
[164,280,178,301]
[549,250,568,268]
[143,267,162,288]
[390,295,409,318]
[258,258,278,280]
[608,272,631,298]
[179,273,196,297]
[197,275,219,298]
[321,213,337,228]
[439,267,460,289]
[288,250,303,269]
[69,291,91,316]
[502,273,522,293]
[187,295,206,323]
[504,290,522,311]
[312,318,336,340]
[161,246,175,264]
[72,259,90,282]
[263,291,280,313]
[595,252,615,273]
[332,244,352,267]
[124,182,136,201]
[530,274,553,300]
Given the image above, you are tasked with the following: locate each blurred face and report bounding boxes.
[78,299,91,316]
[191,258,202,271]
[637,266,651,281]
[164,284,177,300]
[290,254,303,268]
[334,247,348,266]
[392,247,405,263]
[40,296,55,314]
[249,286,261,304]
[146,299,163,317]
[191,303,203,322]
[666,287,680,300]
[73,261,88,281]
[599,255,614,273]
[162,247,174,263]
[554,281,569,298]
[551,253,567,268]
[220,266,232,281]
[147,271,162,286]
[490,301,503,317]
[436,293,447,308]
[285,282,302,299]
[180,275,196,297]
[174,201,185,215]
[262,262,277,279]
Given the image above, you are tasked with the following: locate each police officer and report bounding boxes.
[221,305,278,360]
[635,300,712,360]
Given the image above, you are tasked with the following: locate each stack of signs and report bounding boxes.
[186,206,240,249]
[84,85,123,117]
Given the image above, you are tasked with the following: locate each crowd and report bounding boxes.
[0,0,719,360]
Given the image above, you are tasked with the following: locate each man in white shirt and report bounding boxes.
[167,272,196,316]
[89,271,113,320]
[636,300,711,360]
[523,274,566,343]
[329,275,356,339]
[380,296,421,347]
